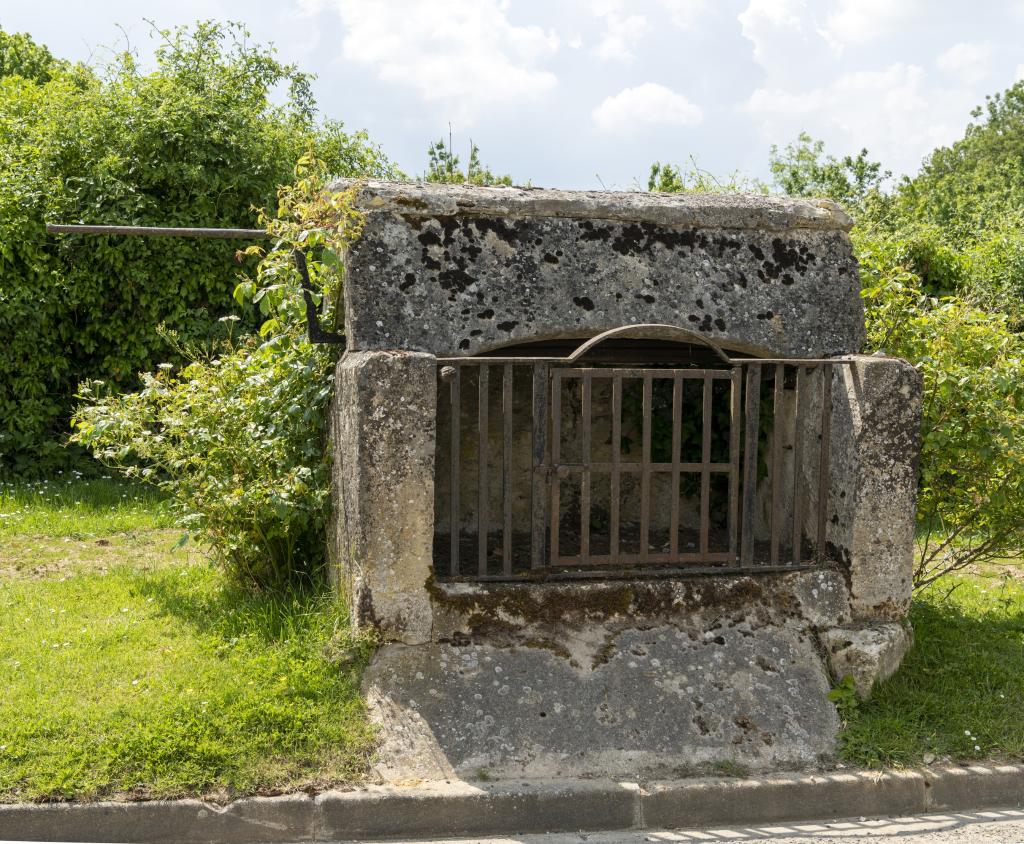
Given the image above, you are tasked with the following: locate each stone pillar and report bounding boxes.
[828,355,922,621]
[330,350,437,645]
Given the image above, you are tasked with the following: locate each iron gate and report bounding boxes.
[434,325,841,581]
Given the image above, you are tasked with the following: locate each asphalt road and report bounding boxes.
[405,808,1024,844]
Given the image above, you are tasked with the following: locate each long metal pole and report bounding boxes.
[46,224,268,239]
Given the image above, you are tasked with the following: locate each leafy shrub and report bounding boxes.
[0,22,395,475]
[72,163,362,591]
[859,231,1024,586]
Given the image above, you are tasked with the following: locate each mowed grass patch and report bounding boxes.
[0,477,174,539]
[839,564,1024,767]
[0,560,375,801]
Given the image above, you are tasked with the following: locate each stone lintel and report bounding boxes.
[331,350,437,644]
[339,181,865,359]
[339,180,855,233]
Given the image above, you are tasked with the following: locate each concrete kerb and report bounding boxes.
[1,766,1023,843]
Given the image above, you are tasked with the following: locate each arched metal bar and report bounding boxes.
[566,323,733,365]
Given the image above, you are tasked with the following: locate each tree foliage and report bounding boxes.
[894,81,1024,241]
[768,132,890,213]
[0,22,396,475]
[0,29,65,83]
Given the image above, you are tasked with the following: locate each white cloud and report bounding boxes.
[589,0,648,61]
[745,62,971,176]
[937,42,995,84]
[738,0,807,66]
[823,0,927,47]
[737,0,831,83]
[658,0,710,30]
[592,82,703,131]
[323,0,559,123]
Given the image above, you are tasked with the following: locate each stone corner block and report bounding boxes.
[830,355,923,622]
[820,622,913,698]
[330,350,437,645]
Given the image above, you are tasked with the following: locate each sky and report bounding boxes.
[2,0,1024,190]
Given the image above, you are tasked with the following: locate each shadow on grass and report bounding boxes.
[132,562,353,648]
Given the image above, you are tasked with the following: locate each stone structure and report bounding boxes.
[329,181,921,781]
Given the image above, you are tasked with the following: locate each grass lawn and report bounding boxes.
[0,478,374,802]
[839,563,1024,768]
[4,477,1024,799]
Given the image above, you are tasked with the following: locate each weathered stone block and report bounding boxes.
[827,356,923,621]
[820,623,913,698]
[339,181,863,359]
[365,622,840,781]
[331,350,436,644]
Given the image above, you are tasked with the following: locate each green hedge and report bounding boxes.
[0,22,395,475]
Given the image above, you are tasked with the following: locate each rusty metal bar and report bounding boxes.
[700,373,713,556]
[580,372,593,564]
[437,358,856,369]
[611,375,622,565]
[502,363,514,576]
[447,562,817,583]
[817,363,833,564]
[543,550,735,567]
[741,363,762,567]
[640,373,652,562]
[729,368,742,563]
[477,365,490,576]
[728,358,856,366]
[46,223,267,239]
[770,363,785,566]
[669,373,682,558]
[791,366,805,564]
[531,364,550,569]
[550,370,563,564]
[450,366,461,577]
[536,461,733,473]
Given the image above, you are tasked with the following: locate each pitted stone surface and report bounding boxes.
[331,351,437,644]
[338,181,864,358]
[823,356,923,621]
[822,623,913,698]
[365,622,839,781]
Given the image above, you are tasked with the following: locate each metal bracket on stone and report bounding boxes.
[45,223,344,346]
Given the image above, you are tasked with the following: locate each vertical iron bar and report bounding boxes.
[450,366,461,576]
[817,363,833,565]
[700,373,713,556]
[502,363,513,576]
[791,366,805,565]
[640,372,652,562]
[580,371,592,564]
[611,375,622,565]
[741,363,762,567]
[531,364,550,569]
[729,368,741,563]
[477,365,489,577]
[670,373,682,558]
[769,363,785,566]
[550,370,563,564]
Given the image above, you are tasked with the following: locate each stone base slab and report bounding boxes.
[364,620,840,782]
